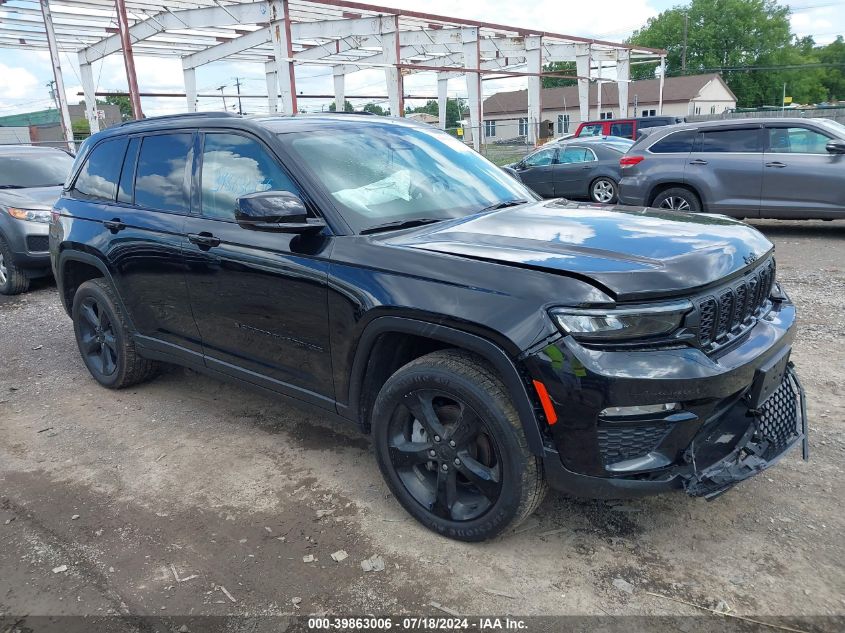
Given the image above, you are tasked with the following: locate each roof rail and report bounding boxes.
[118,111,240,127]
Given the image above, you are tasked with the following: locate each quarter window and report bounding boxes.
[134,134,193,213]
[200,133,300,221]
[650,130,697,154]
[767,127,831,154]
[73,138,128,202]
[610,122,634,139]
[698,128,760,153]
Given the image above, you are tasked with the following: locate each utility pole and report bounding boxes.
[218,85,228,111]
[46,80,59,111]
[681,12,689,73]
[234,77,244,115]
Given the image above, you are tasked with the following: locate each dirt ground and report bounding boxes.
[1,220,843,631]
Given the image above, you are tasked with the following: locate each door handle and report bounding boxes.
[689,159,708,165]
[103,219,125,233]
[766,161,787,168]
[188,232,221,248]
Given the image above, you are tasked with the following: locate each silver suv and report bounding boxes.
[618,118,845,219]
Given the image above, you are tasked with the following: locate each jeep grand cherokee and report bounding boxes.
[50,113,808,541]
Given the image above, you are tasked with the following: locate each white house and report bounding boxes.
[473,73,737,142]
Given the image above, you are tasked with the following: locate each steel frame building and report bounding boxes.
[1,0,666,150]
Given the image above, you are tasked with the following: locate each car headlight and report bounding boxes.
[8,207,52,223]
[550,301,692,342]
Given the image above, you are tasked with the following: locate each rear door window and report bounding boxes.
[650,130,697,154]
[200,132,300,221]
[72,138,128,201]
[699,128,761,153]
[134,133,193,213]
[610,121,635,139]
[559,147,596,164]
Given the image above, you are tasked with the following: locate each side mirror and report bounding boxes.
[825,139,845,154]
[236,191,325,233]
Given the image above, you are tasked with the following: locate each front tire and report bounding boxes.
[590,177,618,204]
[371,350,547,541]
[652,187,701,212]
[71,278,159,389]
[0,236,30,295]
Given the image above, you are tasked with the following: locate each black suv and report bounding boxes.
[50,113,808,541]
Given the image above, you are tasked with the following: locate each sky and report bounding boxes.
[0,0,842,119]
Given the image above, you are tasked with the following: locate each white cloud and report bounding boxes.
[0,63,39,99]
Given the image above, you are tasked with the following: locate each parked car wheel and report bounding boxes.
[372,350,547,541]
[0,236,30,295]
[72,278,160,389]
[590,177,618,204]
[653,187,701,212]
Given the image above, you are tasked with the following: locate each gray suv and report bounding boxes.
[0,145,73,294]
[618,118,845,219]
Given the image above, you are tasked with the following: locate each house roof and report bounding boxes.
[483,74,736,115]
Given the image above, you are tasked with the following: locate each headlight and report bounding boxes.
[8,207,52,223]
[550,301,692,342]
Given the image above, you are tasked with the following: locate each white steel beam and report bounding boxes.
[575,43,591,125]
[437,74,448,130]
[266,68,278,113]
[294,16,394,40]
[78,59,100,134]
[182,27,270,69]
[616,49,630,117]
[184,66,197,112]
[270,0,296,114]
[383,15,402,116]
[40,0,75,151]
[462,27,481,151]
[333,66,345,111]
[658,56,666,114]
[526,35,542,145]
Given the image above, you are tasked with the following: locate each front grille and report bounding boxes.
[26,235,49,252]
[696,258,775,352]
[755,371,801,459]
[597,424,668,466]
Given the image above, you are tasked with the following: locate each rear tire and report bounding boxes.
[590,177,618,204]
[652,187,701,212]
[371,349,547,541]
[0,236,30,295]
[71,278,160,389]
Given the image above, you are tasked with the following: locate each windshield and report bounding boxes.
[817,118,845,137]
[0,151,74,188]
[281,124,538,233]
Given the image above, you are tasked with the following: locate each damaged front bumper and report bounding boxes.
[682,365,809,499]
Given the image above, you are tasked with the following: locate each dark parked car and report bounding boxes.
[51,113,807,541]
[0,145,74,294]
[504,137,633,203]
[618,117,845,218]
[575,115,685,140]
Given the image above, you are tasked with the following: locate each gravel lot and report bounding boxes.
[1,220,843,631]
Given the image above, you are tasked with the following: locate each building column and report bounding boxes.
[526,35,542,145]
[183,66,197,113]
[383,15,403,117]
[437,74,448,130]
[265,66,278,113]
[270,0,297,114]
[575,43,591,126]
[616,49,630,118]
[462,27,481,151]
[333,66,345,111]
[78,59,100,134]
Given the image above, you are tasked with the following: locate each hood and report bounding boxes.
[0,185,63,210]
[383,200,774,300]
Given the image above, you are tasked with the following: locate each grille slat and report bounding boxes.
[696,259,775,353]
[756,372,801,460]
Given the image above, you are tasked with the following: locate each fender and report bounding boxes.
[55,249,137,331]
[345,316,546,456]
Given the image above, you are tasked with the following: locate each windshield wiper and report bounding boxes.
[0,184,25,189]
[480,199,531,212]
[360,218,443,235]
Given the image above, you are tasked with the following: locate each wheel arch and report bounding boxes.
[647,181,704,207]
[56,251,135,332]
[345,316,546,456]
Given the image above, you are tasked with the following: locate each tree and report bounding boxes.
[626,0,828,107]
[405,98,465,128]
[818,36,845,101]
[541,61,577,89]
[362,102,388,116]
[328,99,354,112]
[98,93,132,120]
